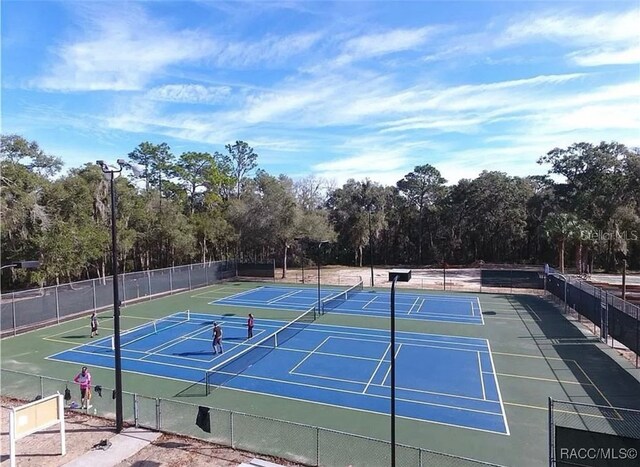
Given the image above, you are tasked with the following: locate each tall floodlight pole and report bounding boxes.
[368,208,374,287]
[96,159,143,433]
[388,269,411,467]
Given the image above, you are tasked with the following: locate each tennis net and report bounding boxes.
[111,310,191,351]
[205,307,315,395]
[320,280,364,314]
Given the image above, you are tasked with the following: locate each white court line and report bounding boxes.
[289,337,331,374]
[407,297,421,314]
[362,296,378,309]
[268,289,302,304]
[381,344,403,386]
[189,310,488,346]
[363,344,391,393]
[323,334,487,353]
[370,380,501,404]
[486,340,510,435]
[46,353,507,435]
[190,286,238,298]
[211,286,265,303]
[140,323,212,360]
[478,352,486,400]
[325,305,483,322]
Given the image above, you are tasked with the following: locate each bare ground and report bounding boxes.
[1,397,301,467]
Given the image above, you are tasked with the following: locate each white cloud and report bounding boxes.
[35,6,214,91]
[146,84,231,104]
[569,45,640,66]
[215,32,324,67]
[501,9,639,47]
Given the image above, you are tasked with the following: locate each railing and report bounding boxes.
[0,260,236,337]
[546,273,640,367]
[0,368,504,467]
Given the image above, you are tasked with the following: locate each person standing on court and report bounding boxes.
[73,366,92,409]
[212,322,223,354]
[90,311,98,338]
[247,313,254,339]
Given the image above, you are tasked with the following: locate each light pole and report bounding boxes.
[1,261,40,271]
[96,159,142,433]
[368,207,374,287]
[388,269,411,467]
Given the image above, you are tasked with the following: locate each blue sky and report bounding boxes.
[2,0,639,185]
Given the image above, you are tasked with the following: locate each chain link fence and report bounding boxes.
[0,368,504,467]
[546,273,640,367]
[549,399,640,466]
[1,260,236,338]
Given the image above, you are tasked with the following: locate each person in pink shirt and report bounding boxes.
[73,366,92,409]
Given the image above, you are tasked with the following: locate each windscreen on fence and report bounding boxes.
[480,269,545,289]
[236,261,275,278]
[546,273,640,356]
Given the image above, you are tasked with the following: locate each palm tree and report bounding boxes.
[544,213,579,273]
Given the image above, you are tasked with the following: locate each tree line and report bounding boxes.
[1,135,638,290]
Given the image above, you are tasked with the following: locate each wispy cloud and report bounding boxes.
[35,5,214,91]
[146,84,232,104]
[569,45,640,66]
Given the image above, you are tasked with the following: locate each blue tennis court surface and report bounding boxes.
[212,286,484,324]
[47,311,507,434]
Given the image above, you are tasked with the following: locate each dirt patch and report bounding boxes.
[1,397,302,467]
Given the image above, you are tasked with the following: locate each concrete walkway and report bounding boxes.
[62,427,161,467]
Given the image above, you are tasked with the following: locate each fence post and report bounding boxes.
[55,286,60,324]
[548,397,554,467]
[134,394,139,427]
[12,292,17,336]
[121,273,126,306]
[170,268,173,295]
[92,279,97,312]
[156,398,161,430]
[147,271,152,301]
[315,427,320,466]
[188,267,192,291]
[40,376,44,398]
[205,264,209,285]
[230,411,234,448]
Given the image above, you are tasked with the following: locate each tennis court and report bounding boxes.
[47,309,507,434]
[212,284,483,324]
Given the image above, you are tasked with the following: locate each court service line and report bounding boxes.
[493,351,614,403]
[268,289,303,304]
[190,286,238,298]
[140,323,213,360]
[212,286,265,302]
[363,344,391,394]
[381,344,403,387]
[362,296,378,309]
[325,334,487,353]
[478,352,486,400]
[407,297,421,314]
[494,372,591,386]
[289,337,331,374]
[370,380,501,404]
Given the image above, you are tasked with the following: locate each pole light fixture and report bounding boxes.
[388,268,412,467]
[96,158,139,433]
[1,261,40,271]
